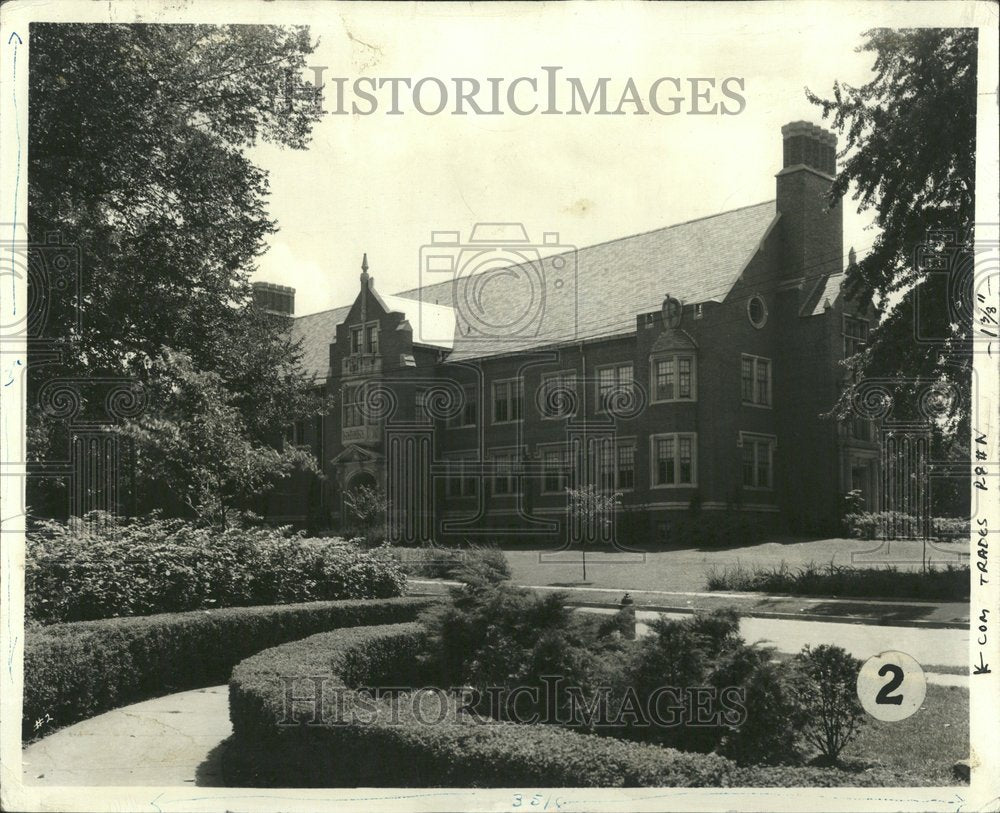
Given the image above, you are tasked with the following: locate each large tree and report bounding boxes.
[808,28,977,429]
[27,23,326,517]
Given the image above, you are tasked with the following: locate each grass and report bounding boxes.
[705,560,969,601]
[842,684,969,784]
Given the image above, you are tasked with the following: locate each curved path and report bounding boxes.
[21,686,231,787]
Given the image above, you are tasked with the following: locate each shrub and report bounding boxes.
[23,596,436,741]
[844,511,970,541]
[792,644,865,763]
[622,609,801,760]
[396,544,511,584]
[26,512,406,623]
[226,622,739,787]
[705,560,969,601]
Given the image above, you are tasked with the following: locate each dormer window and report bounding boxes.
[651,354,696,402]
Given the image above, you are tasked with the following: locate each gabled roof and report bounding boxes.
[395,200,777,360]
[803,272,844,316]
[290,199,778,374]
[291,303,351,383]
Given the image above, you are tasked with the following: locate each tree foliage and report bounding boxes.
[808,28,977,430]
[27,24,326,517]
[120,350,320,527]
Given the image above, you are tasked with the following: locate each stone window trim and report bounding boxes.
[649,353,697,403]
[649,431,698,488]
[747,293,768,329]
[349,320,380,356]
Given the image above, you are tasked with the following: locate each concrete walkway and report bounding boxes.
[22,686,231,787]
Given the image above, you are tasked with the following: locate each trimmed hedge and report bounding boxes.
[227,623,739,788]
[705,561,969,601]
[23,596,436,741]
[27,513,407,623]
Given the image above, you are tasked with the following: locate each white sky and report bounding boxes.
[248,4,888,315]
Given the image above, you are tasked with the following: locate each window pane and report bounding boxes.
[657,438,675,485]
[618,444,635,489]
[678,357,691,399]
[512,379,523,421]
[755,360,770,406]
[351,328,362,355]
[741,357,754,401]
[742,443,755,487]
[494,383,508,422]
[366,325,378,354]
[656,359,674,400]
[756,443,770,488]
[465,393,477,426]
[679,437,692,483]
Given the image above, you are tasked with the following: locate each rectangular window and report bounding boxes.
[843,315,869,358]
[741,355,772,407]
[540,372,577,418]
[343,384,365,428]
[617,443,635,489]
[542,448,570,493]
[492,379,523,424]
[596,363,633,411]
[446,387,477,428]
[350,326,363,356]
[599,441,616,492]
[652,433,696,486]
[492,450,518,495]
[741,435,775,489]
[654,358,674,401]
[447,454,478,497]
[649,353,696,401]
[365,324,378,354]
[741,357,754,402]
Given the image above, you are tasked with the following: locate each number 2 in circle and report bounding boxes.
[875,663,904,705]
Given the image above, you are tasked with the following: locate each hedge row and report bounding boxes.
[227,623,739,788]
[705,561,969,601]
[24,596,436,741]
[27,513,406,623]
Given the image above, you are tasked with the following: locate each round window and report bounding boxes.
[747,294,767,328]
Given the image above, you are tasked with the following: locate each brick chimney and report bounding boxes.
[252,282,295,316]
[775,121,842,284]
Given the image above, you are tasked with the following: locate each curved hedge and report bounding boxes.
[24,596,436,741]
[227,623,738,788]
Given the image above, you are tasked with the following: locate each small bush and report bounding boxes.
[397,544,511,583]
[23,596,436,741]
[792,644,865,763]
[26,512,406,623]
[705,560,969,601]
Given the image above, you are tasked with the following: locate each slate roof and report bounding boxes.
[395,200,777,360]
[291,200,778,376]
[291,304,351,383]
[804,272,844,316]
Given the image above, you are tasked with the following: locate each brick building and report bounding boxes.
[258,121,878,541]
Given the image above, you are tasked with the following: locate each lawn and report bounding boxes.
[479,537,968,594]
[842,684,969,784]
